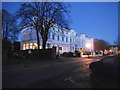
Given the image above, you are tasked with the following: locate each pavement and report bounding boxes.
[2,56,117,88]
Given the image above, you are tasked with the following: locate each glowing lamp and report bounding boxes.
[52,45,54,47]
[73,54,76,56]
[85,43,91,48]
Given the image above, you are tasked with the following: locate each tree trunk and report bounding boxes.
[36,29,40,50]
[5,22,8,40]
[42,39,47,50]
[2,28,5,39]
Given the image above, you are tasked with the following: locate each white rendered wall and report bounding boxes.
[20,26,94,53]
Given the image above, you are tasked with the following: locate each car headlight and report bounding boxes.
[96,59,100,61]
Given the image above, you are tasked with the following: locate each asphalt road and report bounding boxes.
[2,56,117,88]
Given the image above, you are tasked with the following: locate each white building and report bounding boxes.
[75,34,94,52]
[20,26,94,54]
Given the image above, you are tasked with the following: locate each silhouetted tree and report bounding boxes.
[94,39,110,52]
[2,9,19,43]
[17,2,70,49]
[114,36,120,50]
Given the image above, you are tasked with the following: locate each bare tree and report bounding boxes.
[114,36,120,45]
[17,2,70,49]
[2,9,19,43]
[94,39,110,52]
[114,36,120,50]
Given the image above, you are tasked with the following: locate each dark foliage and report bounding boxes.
[94,39,110,52]
[2,39,12,50]
[2,9,20,43]
[13,42,20,51]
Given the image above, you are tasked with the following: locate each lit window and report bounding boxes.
[39,45,42,49]
[26,32,28,36]
[26,44,29,49]
[33,46,35,49]
[62,46,64,52]
[52,44,54,47]
[66,47,68,52]
[34,43,38,49]
[30,43,33,49]
[46,46,48,49]
[23,44,26,50]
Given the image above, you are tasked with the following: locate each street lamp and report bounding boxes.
[85,43,91,50]
[85,43,91,57]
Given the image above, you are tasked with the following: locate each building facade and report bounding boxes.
[20,26,94,53]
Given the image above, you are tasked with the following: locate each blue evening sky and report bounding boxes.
[2,2,118,44]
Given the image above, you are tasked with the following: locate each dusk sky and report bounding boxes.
[2,2,118,45]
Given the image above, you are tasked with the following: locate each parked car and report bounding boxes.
[89,54,120,78]
[90,71,119,88]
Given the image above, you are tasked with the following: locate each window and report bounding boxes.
[26,32,28,35]
[26,43,29,49]
[33,45,35,49]
[34,43,38,49]
[58,36,59,41]
[53,27,55,31]
[52,34,55,40]
[66,38,68,42]
[62,37,64,41]
[70,38,72,42]
[39,45,42,49]
[73,38,74,42]
[23,44,26,50]
[47,44,50,48]
[73,46,74,50]
[30,43,33,49]
[52,44,54,47]
[48,32,50,39]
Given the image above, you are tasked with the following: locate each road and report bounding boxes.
[2,56,106,88]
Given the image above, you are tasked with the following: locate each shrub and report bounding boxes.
[63,52,68,56]
[62,52,74,57]
[2,39,12,50]
[78,51,91,55]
